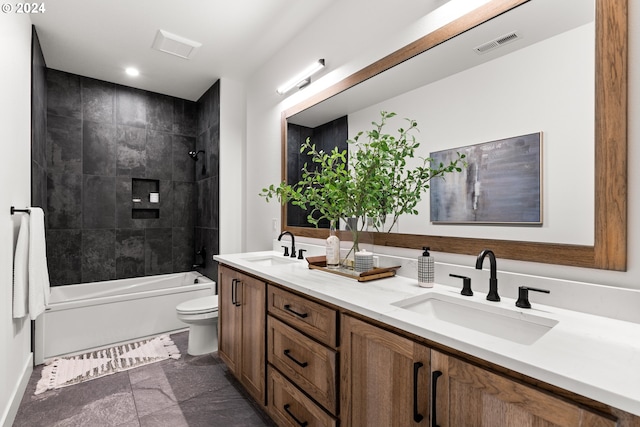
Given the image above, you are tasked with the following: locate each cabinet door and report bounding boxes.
[431,351,617,427]
[218,266,241,374]
[341,314,430,426]
[238,273,266,404]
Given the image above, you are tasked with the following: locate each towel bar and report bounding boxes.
[10,207,30,215]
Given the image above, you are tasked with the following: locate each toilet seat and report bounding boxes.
[176,296,218,316]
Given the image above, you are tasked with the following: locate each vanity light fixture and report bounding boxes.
[125,67,140,77]
[276,59,325,95]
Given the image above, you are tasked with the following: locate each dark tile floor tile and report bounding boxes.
[13,332,275,427]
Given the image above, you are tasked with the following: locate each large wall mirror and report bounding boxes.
[281,0,627,270]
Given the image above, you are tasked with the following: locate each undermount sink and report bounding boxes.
[243,255,300,267]
[392,292,558,345]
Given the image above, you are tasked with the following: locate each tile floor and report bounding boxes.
[13,331,276,427]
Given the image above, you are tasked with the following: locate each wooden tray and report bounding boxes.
[306,256,400,282]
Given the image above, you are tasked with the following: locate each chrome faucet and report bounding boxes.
[277,231,296,258]
[475,249,500,302]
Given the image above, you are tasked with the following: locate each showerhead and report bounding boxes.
[188,150,205,161]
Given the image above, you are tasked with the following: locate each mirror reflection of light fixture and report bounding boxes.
[276,59,325,95]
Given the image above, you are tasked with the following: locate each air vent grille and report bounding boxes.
[152,30,202,60]
[474,31,521,54]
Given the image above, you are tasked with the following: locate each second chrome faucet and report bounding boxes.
[475,249,500,302]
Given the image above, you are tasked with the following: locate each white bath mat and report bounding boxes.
[35,334,180,395]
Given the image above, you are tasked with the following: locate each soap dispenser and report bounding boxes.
[418,247,434,288]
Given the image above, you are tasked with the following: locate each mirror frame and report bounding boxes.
[281,0,627,270]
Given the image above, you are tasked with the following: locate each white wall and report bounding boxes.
[0,13,34,427]
[242,0,640,292]
[349,23,594,246]
[219,77,246,254]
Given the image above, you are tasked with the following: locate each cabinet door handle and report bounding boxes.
[231,279,237,305]
[432,370,443,427]
[283,404,308,427]
[284,304,308,318]
[234,280,242,307]
[413,362,424,423]
[284,349,308,368]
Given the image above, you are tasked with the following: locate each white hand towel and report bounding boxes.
[28,207,51,319]
[12,214,29,318]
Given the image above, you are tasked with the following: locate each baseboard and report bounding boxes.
[1,352,33,427]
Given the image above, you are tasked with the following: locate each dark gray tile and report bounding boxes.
[82,229,116,282]
[195,129,210,180]
[31,161,47,210]
[116,176,137,229]
[196,176,218,229]
[116,125,146,177]
[46,229,82,286]
[116,229,145,279]
[83,121,116,176]
[196,179,210,228]
[207,126,220,180]
[82,77,115,124]
[83,175,115,229]
[172,227,194,272]
[172,182,195,228]
[47,69,81,119]
[146,130,173,180]
[147,92,174,133]
[173,99,197,137]
[47,114,82,174]
[196,81,219,135]
[145,228,173,275]
[172,135,195,182]
[32,29,47,168]
[14,370,136,427]
[47,172,82,229]
[195,227,218,280]
[116,86,147,128]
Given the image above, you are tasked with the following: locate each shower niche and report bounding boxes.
[131,178,160,219]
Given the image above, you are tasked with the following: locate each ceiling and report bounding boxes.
[30,0,338,101]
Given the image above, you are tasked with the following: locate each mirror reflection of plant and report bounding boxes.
[260,111,466,253]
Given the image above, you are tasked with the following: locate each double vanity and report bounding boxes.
[214,250,640,426]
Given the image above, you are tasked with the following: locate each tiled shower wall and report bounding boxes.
[195,82,220,281]
[286,116,348,228]
[43,69,220,285]
[31,27,47,211]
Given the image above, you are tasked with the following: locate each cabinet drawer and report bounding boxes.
[268,315,337,414]
[268,285,337,347]
[267,366,337,427]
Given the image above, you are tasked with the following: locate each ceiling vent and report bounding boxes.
[152,30,202,60]
[474,31,521,55]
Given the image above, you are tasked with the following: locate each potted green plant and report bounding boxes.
[261,111,466,265]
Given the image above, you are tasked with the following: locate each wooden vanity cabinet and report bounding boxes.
[266,285,339,425]
[430,350,617,427]
[218,265,265,404]
[340,314,431,426]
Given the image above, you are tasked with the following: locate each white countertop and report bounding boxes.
[214,250,640,417]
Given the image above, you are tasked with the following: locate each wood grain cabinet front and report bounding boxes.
[430,350,618,427]
[268,285,337,347]
[340,314,431,426]
[267,315,338,414]
[218,265,265,404]
[267,366,337,427]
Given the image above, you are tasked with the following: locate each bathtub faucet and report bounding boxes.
[193,247,206,269]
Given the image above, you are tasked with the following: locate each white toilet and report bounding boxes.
[176,295,219,356]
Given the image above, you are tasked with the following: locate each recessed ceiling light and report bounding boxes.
[125,67,140,77]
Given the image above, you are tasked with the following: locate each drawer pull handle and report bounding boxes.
[284,304,308,318]
[432,370,443,427]
[284,349,308,367]
[413,362,424,423]
[283,404,308,427]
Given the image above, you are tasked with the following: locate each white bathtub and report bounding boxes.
[36,272,215,363]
